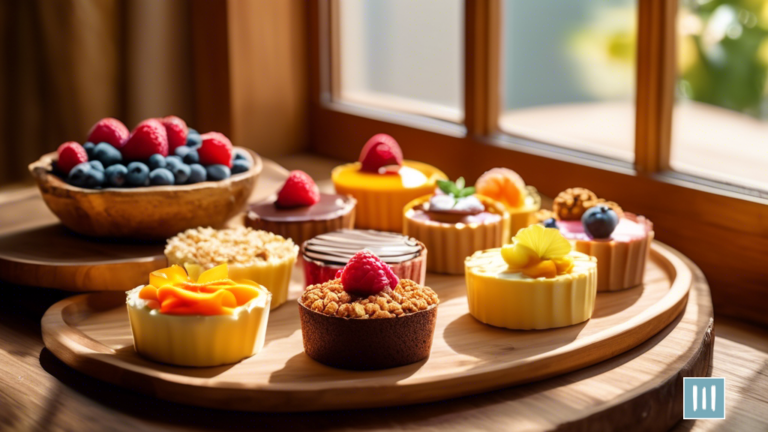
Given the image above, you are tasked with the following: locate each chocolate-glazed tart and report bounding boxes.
[301,229,427,286]
[298,278,439,370]
[246,194,356,248]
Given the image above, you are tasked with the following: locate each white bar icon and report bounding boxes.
[711,385,716,411]
[693,385,697,411]
[702,386,707,411]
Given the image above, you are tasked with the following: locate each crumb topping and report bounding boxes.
[165,227,297,267]
[301,279,439,319]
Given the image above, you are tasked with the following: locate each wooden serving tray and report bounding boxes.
[41,241,691,412]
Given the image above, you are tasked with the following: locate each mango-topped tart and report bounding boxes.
[164,227,298,309]
[464,224,597,330]
[332,133,446,232]
[126,264,272,367]
[475,167,541,241]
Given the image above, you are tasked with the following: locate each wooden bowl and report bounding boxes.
[28,147,262,240]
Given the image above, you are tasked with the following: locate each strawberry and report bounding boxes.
[56,142,89,175]
[198,132,233,167]
[338,250,399,296]
[359,133,403,173]
[276,170,320,208]
[87,118,129,149]
[162,115,188,152]
[122,119,169,160]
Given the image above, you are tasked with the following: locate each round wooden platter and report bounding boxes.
[0,160,290,292]
[41,241,692,412]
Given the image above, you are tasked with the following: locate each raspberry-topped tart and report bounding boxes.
[301,229,427,286]
[331,133,446,232]
[547,188,654,292]
[165,227,298,309]
[126,264,271,366]
[246,170,356,247]
[465,224,597,330]
[299,250,439,370]
[404,177,509,274]
[475,167,541,239]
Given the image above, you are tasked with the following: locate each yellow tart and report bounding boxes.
[164,227,298,309]
[464,224,597,330]
[126,264,271,367]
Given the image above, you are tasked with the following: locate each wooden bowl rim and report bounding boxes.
[28,147,263,195]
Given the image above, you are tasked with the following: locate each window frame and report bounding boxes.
[306,0,768,326]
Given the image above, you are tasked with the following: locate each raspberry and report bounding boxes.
[198,132,233,167]
[56,142,89,175]
[87,118,129,149]
[338,250,399,296]
[359,133,403,173]
[162,115,188,152]
[276,170,320,208]
[122,119,169,160]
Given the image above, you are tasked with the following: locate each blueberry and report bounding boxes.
[206,164,230,181]
[83,168,105,188]
[51,160,61,176]
[165,155,183,168]
[582,205,619,239]
[126,161,150,186]
[186,128,202,147]
[168,162,191,184]
[67,162,92,188]
[149,168,175,186]
[93,142,122,167]
[174,146,191,158]
[83,142,95,159]
[105,164,128,187]
[182,148,199,164]
[187,164,207,184]
[233,151,247,161]
[543,218,558,229]
[148,154,167,170]
[89,160,104,172]
[231,158,251,174]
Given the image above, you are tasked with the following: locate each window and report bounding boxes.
[671,0,768,190]
[336,0,464,122]
[499,0,638,162]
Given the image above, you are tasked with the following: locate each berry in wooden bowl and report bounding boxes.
[28,117,262,240]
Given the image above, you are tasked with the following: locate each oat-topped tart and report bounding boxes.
[126,264,271,367]
[299,250,439,370]
[165,227,298,309]
[465,224,597,330]
[246,170,356,247]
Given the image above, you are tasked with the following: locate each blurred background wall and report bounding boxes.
[0,0,307,187]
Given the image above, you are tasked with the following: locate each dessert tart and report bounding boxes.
[126,264,271,367]
[246,170,356,247]
[549,188,654,292]
[475,167,541,240]
[301,229,427,286]
[298,250,439,370]
[165,227,298,309]
[465,224,597,330]
[403,177,510,274]
[331,133,446,232]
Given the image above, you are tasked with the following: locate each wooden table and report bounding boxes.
[0,155,766,431]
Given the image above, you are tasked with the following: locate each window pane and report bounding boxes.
[499,0,637,162]
[337,0,464,122]
[671,0,768,191]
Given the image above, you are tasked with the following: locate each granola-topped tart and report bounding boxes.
[298,250,439,370]
[165,226,298,309]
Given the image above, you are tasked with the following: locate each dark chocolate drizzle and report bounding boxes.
[248,194,355,222]
[302,229,423,265]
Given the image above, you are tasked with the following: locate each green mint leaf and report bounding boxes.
[436,179,454,195]
[455,177,465,190]
[458,186,475,198]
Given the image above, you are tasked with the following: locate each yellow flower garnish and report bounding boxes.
[501,224,574,278]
